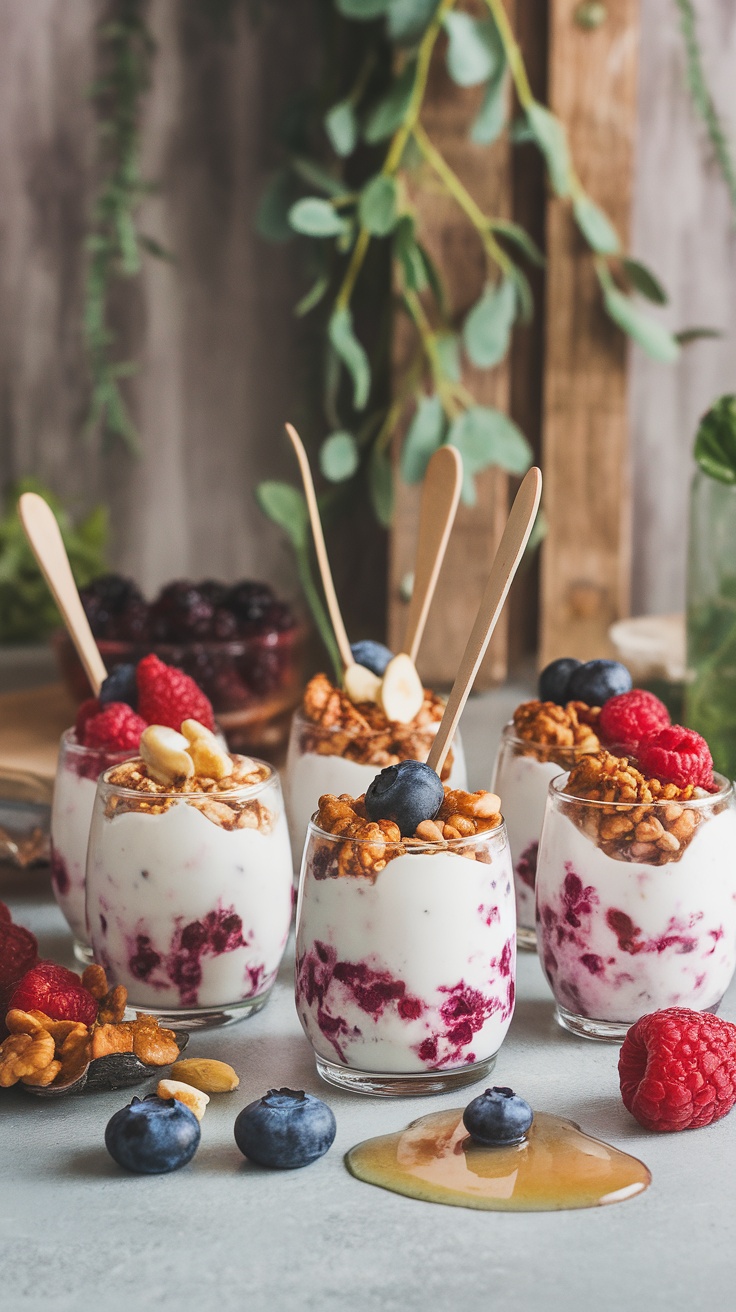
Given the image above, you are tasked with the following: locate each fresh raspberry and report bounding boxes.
[8,961,98,1027]
[598,689,671,754]
[75,697,101,740]
[637,724,715,790]
[136,653,215,732]
[0,921,39,1036]
[81,702,147,751]
[619,1008,736,1132]
[0,902,11,924]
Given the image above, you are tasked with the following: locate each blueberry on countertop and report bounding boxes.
[538,658,581,706]
[99,663,139,710]
[104,1095,201,1174]
[365,759,444,837]
[234,1088,336,1170]
[350,640,394,677]
[463,1087,534,1146]
[567,659,632,707]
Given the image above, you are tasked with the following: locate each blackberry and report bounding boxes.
[212,607,239,641]
[259,600,295,634]
[197,579,229,608]
[226,581,274,627]
[149,581,214,641]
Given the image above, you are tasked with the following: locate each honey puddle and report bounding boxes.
[346,1109,650,1212]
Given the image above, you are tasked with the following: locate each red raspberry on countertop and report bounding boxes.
[75,697,101,740]
[598,689,670,755]
[81,702,147,752]
[619,1008,736,1132]
[637,724,715,790]
[0,919,39,1037]
[8,961,98,1027]
[136,653,215,732]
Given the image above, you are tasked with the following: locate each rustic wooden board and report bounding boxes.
[538,0,639,665]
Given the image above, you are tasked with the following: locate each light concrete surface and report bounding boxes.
[1,688,733,1312]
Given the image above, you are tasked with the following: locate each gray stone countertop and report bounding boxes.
[1,685,733,1312]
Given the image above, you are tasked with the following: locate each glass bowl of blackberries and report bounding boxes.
[52,576,306,753]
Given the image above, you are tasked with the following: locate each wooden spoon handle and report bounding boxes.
[427,467,543,776]
[18,492,108,696]
[403,445,463,664]
[285,423,354,670]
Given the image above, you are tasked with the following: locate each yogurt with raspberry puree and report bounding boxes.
[294,759,515,1095]
[86,718,293,1028]
[51,654,216,961]
[535,724,736,1041]
[286,642,467,861]
[492,658,674,951]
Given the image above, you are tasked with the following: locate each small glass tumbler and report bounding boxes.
[86,759,294,1029]
[50,729,134,963]
[492,726,587,952]
[295,818,516,1095]
[536,773,736,1040]
[285,707,468,863]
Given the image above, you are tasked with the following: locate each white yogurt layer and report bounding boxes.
[295,836,515,1074]
[87,792,293,1009]
[492,750,561,930]
[50,766,98,943]
[536,805,736,1023]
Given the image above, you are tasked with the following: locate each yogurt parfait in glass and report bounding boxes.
[295,769,515,1095]
[86,720,293,1029]
[536,745,736,1040]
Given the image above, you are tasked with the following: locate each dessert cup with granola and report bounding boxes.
[86,723,293,1029]
[287,673,467,863]
[536,749,736,1040]
[295,784,515,1096]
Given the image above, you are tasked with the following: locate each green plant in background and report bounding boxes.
[0,480,108,644]
[675,0,736,223]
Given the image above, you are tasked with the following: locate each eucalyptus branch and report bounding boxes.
[403,289,461,417]
[674,0,736,220]
[482,0,533,109]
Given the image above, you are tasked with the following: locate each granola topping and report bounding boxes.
[103,755,273,833]
[312,786,503,879]
[512,699,601,762]
[301,673,455,780]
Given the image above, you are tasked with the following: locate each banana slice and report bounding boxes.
[379,653,424,724]
[344,662,382,705]
[180,719,233,781]
[140,726,195,787]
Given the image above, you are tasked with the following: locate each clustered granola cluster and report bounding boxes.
[512,699,601,763]
[301,674,455,780]
[562,750,708,865]
[0,965,179,1089]
[313,786,503,879]
[104,756,274,833]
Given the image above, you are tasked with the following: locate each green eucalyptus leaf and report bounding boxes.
[462,278,517,369]
[255,169,298,243]
[387,0,438,44]
[436,333,461,383]
[573,195,620,254]
[394,215,428,292]
[295,272,330,317]
[622,258,668,305]
[400,393,445,483]
[256,481,309,550]
[443,12,496,87]
[470,67,507,145]
[336,0,389,18]
[364,63,415,144]
[526,103,572,198]
[325,100,358,157]
[490,219,544,267]
[460,466,477,507]
[509,265,534,324]
[288,197,348,238]
[329,307,371,410]
[320,430,360,482]
[290,156,349,199]
[601,283,681,363]
[369,445,394,526]
[676,326,723,345]
[448,406,532,476]
[359,174,399,236]
[693,395,736,484]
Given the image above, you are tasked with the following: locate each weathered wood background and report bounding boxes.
[1,0,735,667]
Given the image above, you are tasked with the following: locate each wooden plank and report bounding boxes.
[539,0,638,665]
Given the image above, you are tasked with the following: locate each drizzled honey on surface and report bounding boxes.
[346,1109,650,1211]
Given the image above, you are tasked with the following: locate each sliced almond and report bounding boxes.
[157,1078,210,1121]
[170,1057,239,1093]
[140,726,195,787]
[344,663,382,706]
[180,719,232,781]
[378,653,424,724]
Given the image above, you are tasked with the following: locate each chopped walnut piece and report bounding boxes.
[131,1014,180,1066]
[512,700,600,762]
[103,754,273,832]
[0,1030,57,1087]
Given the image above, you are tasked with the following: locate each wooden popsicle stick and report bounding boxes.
[427,467,543,776]
[403,445,463,664]
[18,492,108,696]
[284,422,354,671]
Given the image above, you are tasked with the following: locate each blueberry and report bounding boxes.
[234,1088,336,1170]
[99,663,139,710]
[462,1087,533,1146]
[538,657,582,705]
[365,759,444,837]
[104,1095,201,1174]
[350,640,393,677]
[567,659,632,707]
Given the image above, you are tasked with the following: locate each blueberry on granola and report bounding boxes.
[538,657,581,706]
[104,1094,201,1173]
[365,759,444,836]
[99,663,139,711]
[234,1087,336,1169]
[350,640,394,677]
[463,1087,533,1146]
[567,659,632,707]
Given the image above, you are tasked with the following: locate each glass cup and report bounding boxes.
[51,730,134,963]
[536,773,736,1040]
[286,708,468,864]
[86,759,294,1029]
[492,726,588,952]
[295,817,516,1095]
